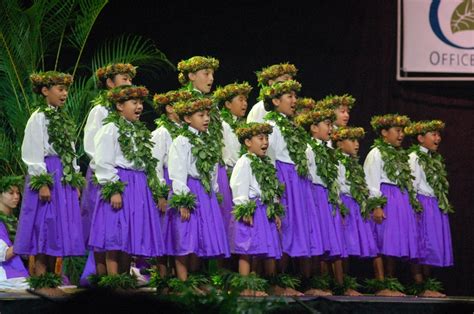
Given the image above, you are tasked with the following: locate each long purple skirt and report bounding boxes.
[371,184,419,259]
[14,156,85,256]
[230,199,282,258]
[160,167,174,255]
[80,166,99,244]
[338,194,377,258]
[276,161,322,257]
[79,252,95,286]
[311,184,345,258]
[88,168,165,257]
[417,194,453,267]
[0,222,29,279]
[166,177,230,258]
[217,164,233,237]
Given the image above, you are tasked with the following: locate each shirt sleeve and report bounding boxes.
[363,148,383,198]
[266,122,279,164]
[168,136,191,194]
[306,145,316,183]
[212,164,219,193]
[409,152,421,193]
[94,124,119,184]
[83,106,108,160]
[222,121,236,167]
[21,111,47,176]
[0,239,8,263]
[229,157,251,205]
[151,128,170,184]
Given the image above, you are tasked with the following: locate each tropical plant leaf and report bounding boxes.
[451,0,474,33]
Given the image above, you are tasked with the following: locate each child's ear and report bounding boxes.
[188,72,196,82]
[106,77,115,89]
[244,138,252,148]
[310,123,319,134]
[165,104,174,114]
[271,98,280,108]
[183,115,192,124]
[381,128,388,138]
[417,134,424,144]
[224,100,232,110]
[116,102,124,112]
[41,86,49,97]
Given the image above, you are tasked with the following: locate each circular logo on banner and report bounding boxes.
[429,0,474,49]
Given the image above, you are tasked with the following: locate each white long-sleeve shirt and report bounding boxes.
[83,105,109,170]
[265,113,294,165]
[21,107,80,176]
[336,153,352,195]
[151,125,175,184]
[409,146,435,197]
[363,147,398,198]
[222,119,241,168]
[94,122,141,184]
[246,100,268,123]
[305,140,326,186]
[168,126,218,194]
[229,154,262,204]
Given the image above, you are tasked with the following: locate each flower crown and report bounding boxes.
[256,63,298,86]
[259,80,302,103]
[331,126,365,142]
[294,109,336,129]
[296,97,316,112]
[370,114,411,132]
[96,63,136,81]
[316,94,356,110]
[107,85,149,104]
[177,56,220,86]
[30,71,73,93]
[236,122,273,144]
[213,82,253,106]
[174,97,213,119]
[404,120,445,136]
[152,90,193,112]
[0,176,23,193]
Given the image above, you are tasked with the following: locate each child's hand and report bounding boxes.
[243,215,253,226]
[179,207,190,221]
[158,197,167,214]
[110,193,123,210]
[5,246,15,260]
[373,207,386,224]
[274,216,282,231]
[77,188,81,199]
[39,185,51,202]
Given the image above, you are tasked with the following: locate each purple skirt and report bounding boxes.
[230,199,282,258]
[80,166,99,244]
[88,168,165,257]
[371,184,419,259]
[417,194,453,267]
[79,252,95,286]
[166,177,230,258]
[217,164,233,237]
[14,156,85,256]
[0,222,29,279]
[160,167,175,255]
[276,161,322,257]
[339,194,377,258]
[311,184,345,258]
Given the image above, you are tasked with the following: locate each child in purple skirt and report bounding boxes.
[230,123,283,296]
[364,114,420,297]
[167,97,230,284]
[15,71,85,295]
[406,120,453,298]
[88,85,165,278]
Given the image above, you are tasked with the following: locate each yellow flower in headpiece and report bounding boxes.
[152,90,193,112]
[296,97,316,113]
[213,82,253,107]
[235,122,273,144]
[174,97,213,119]
[404,120,445,136]
[259,80,302,103]
[315,94,356,110]
[294,109,336,130]
[107,85,149,105]
[331,126,365,142]
[30,71,73,94]
[256,63,298,86]
[177,56,220,86]
[370,114,411,132]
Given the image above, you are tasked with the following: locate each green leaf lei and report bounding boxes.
[91,90,111,107]
[39,104,85,188]
[0,212,18,242]
[103,113,169,201]
[154,114,181,139]
[373,139,422,212]
[307,139,348,216]
[410,145,454,214]
[220,107,244,131]
[207,105,225,165]
[264,111,309,177]
[336,151,387,218]
[179,126,220,194]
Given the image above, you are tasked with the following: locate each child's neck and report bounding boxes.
[167,114,180,124]
[0,203,12,216]
[247,150,262,158]
[311,134,324,142]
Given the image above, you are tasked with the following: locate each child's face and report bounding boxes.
[417,131,441,152]
[272,91,297,117]
[189,68,214,94]
[311,119,333,141]
[0,186,20,210]
[225,95,248,118]
[184,110,210,132]
[245,134,269,157]
[334,105,350,127]
[116,99,143,122]
[165,105,180,123]
[268,74,292,85]
[42,85,68,107]
[337,139,359,156]
[107,73,132,89]
[381,126,404,147]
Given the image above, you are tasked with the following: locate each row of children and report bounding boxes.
[1,56,453,298]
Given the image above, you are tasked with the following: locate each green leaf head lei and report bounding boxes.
[173,97,213,120]
[152,90,193,114]
[95,63,136,89]
[256,62,298,87]
[0,176,23,194]
[315,94,356,110]
[331,126,365,143]
[404,120,445,136]
[177,56,219,86]
[212,81,253,109]
[235,122,273,145]
[259,80,302,111]
[370,113,411,134]
[107,85,149,106]
[295,97,316,114]
[30,71,73,94]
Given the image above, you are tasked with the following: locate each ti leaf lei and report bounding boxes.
[0,212,18,242]
[220,107,244,131]
[207,104,225,165]
[264,111,309,177]
[307,139,348,216]
[336,151,387,218]
[103,113,169,201]
[180,126,220,194]
[154,114,181,139]
[410,145,454,214]
[38,104,85,189]
[373,139,422,212]
[91,90,111,108]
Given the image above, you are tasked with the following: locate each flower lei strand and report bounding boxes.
[409,145,454,214]
[373,138,422,212]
